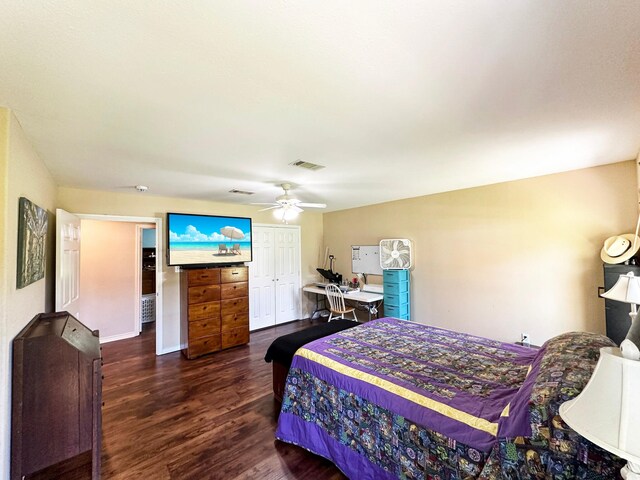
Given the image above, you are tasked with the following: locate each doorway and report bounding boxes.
[56,210,164,355]
[140,226,157,333]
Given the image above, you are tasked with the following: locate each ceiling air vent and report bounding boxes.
[290,160,325,171]
[229,189,255,195]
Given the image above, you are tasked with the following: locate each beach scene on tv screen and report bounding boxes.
[169,214,251,265]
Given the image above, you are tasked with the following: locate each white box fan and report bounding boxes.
[379,239,413,270]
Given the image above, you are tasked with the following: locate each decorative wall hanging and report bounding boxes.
[16,197,48,289]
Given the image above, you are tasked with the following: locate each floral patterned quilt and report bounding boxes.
[275,318,622,479]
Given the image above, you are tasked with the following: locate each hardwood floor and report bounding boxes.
[100,321,346,480]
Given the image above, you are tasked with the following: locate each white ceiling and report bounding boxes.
[1,1,639,212]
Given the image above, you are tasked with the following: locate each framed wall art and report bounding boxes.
[16,197,48,289]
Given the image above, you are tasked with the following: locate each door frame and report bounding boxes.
[135,225,158,334]
[76,214,164,356]
[253,223,302,322]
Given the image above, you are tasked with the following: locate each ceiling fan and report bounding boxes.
[253,183,326,222]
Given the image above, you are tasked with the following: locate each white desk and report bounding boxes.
[303,285,384,321]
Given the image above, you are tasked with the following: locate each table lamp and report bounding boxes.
[559,348,640,479]
[559,271,640,479]
[600,271,640,360]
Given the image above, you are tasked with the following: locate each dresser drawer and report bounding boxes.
[188,285,221,304]
[384,303,410,319]
[221,297,249,315]
[188,301,220,321]
[220,267,248,284]
[187,268,221,286]
[189,318,221,340]
[187,335,221,358]
[221,327,249,349]
[384,281,409,294]
[221,312,249,331]
[220,281,248,299]
[384,291,409,307]
[383,269,409,282]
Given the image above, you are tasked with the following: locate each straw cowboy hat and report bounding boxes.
[601,234,640,264]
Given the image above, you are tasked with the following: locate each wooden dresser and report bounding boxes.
[12,312,102,480]
[180,266,249,359]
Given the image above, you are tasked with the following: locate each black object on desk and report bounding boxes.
[316,267,342,284]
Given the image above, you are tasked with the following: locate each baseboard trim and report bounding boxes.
[250,318,317,333]
[100,331,138,344]
[158,345,181,355]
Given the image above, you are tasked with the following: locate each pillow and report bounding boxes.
[486,332,623,479]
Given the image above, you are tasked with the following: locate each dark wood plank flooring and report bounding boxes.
[101,321,346,480]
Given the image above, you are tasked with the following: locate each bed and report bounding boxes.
[264,319,359,402]
[275,317,623,479]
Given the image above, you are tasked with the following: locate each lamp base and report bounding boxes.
[621,339,640,360]
[622,462,640,480]
[622,308,640,360]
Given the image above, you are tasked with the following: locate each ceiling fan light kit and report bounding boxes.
[273,206,299,223]
[253,183,326,222]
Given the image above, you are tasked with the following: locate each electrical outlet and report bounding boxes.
[521,333,530,346]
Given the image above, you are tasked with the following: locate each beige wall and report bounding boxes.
[0,110,57,480]
[0,109,8,480]
[80,220,154,341]
[323,161,637,345]
[57,187,324,351]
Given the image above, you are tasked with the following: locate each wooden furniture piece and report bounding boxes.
[603,263,640,345]
[180,266,249,359]
[11,312,102,480]
[324,284,358,322]
[141,247,156,295]
[383,269,411,320]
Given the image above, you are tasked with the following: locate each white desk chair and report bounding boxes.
[325,284,358,322]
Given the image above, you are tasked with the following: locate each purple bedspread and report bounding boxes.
[276,318,540,478]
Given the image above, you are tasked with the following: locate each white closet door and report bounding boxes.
[249,227,277,330]
[274,227,300,325]
[248,225,301,330]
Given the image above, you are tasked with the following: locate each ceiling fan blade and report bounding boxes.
[297,202,326,209]
[258,206,280,212]
[290,205,303,213]
[250,202,277,206]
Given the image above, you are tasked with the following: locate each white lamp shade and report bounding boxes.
[559,347,640,463]
[601,272,640,304]
[273,207,299,222]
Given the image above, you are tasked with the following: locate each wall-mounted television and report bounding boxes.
[167,212,252,267]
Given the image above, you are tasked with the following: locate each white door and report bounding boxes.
[274,228,300,324]
[248,225,301,330]
[55,209,81,317]
[249,227,276,330]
